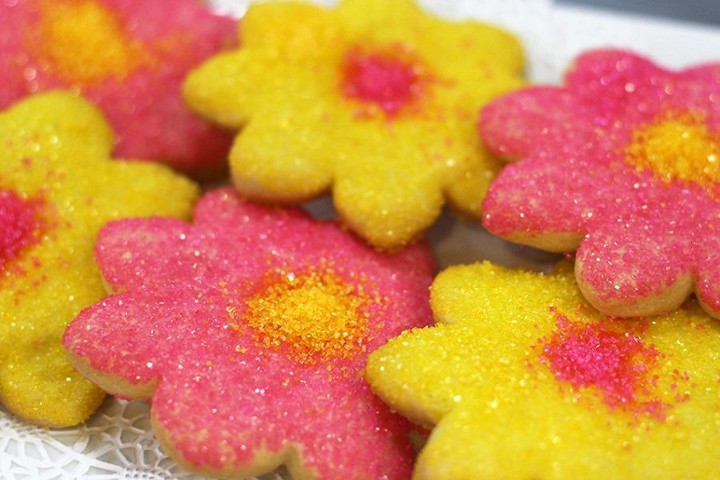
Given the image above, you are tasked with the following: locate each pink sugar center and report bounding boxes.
[539,315,666,418]
[342,47,420,116]
[0,189,40,271]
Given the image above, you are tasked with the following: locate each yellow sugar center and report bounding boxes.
[242,267,370,364]
[33,0,154,84]
[625,111,720,187]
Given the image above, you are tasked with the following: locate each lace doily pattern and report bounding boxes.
[1,399,287,480]
[2,399,196,480]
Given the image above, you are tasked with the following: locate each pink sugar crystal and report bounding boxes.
[342,46,422,116]
[538,314,666,419]
[479,49,720,318]
[0,189,41,272]
[65,188,434,479]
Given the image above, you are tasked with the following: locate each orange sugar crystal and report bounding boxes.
[28,0,155,84]
[239,266,372,364]
[625,110,720,188]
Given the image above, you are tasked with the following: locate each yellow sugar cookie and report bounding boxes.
[0,91,198,427]
[184,0,523,250]
[367,262,720,479]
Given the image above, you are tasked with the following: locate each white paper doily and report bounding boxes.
[1,399,196,480]
[1,398,289,480]
[3,1,720,479]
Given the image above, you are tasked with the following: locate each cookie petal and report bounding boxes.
[94,218,192,292]
[480,87,586,160]
[483,155,598,251]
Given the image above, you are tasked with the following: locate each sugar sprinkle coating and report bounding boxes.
[480,49,720,319]
[64,188,434,479]
[0,0,237,175]
[183,0,523,249]
[0,91,198,427]
[367,262,720,480]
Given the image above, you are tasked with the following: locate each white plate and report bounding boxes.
[3,1,720,479]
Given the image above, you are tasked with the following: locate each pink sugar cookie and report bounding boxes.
[64,188,435,479]
[480,49,720,319]
[0,0,236,176]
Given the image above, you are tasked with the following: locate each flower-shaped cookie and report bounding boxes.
[367,262,720,479]
[183,0,523,249]
[1,0,236,176]
[481,49,720,319]
[64,189,434,479]
[0,91,198,427]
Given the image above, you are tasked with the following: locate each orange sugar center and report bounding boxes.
[32,0,154,84]
[242,267,371,364]
[625,111,720,187]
